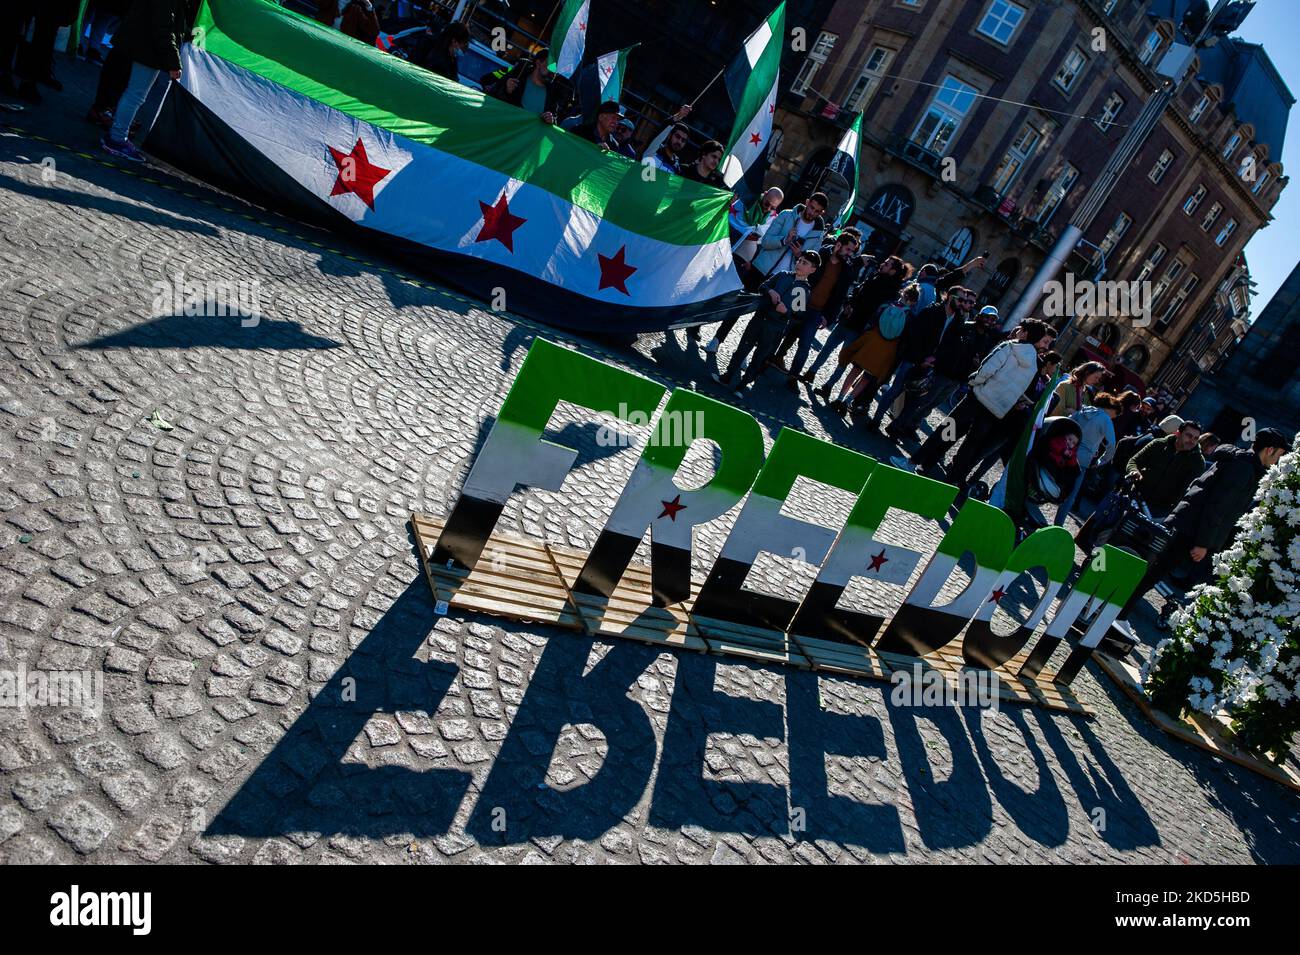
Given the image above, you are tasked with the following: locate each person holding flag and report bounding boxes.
[827,113,862,228]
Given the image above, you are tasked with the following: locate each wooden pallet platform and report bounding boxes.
[1094,651,1300,793]
[411,513,1091,716]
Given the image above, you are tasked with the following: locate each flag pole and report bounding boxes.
[690,66,728,107]
[540,0,565,39]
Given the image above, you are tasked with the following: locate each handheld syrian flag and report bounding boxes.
[721,2,785,192]
[146,0,749,334]
[596,45,635,103]
[829,112,862,227]
[994,372,1062,519]
[549,0,591,78]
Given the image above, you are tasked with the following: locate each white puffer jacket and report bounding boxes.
[969,341,1040,419]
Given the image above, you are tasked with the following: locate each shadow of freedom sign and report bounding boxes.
[427,339,1147,686]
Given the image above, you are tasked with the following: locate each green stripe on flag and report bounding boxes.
[194,0,729,246]
[725,3,785,156]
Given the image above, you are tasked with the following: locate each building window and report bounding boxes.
[1148,149,1174,183]
[1189,92,1210,123]
[1200,201,1222,231]
[1252,170,1272,196]
[844,47,893,111]
[1152,257,1186,303]
[1103,0,1119,13]
[1096,212,1132,260]
[1221,131,1241,160]
[990,121,1042,195]
[910,75,978,156]
[1237,153,1259,181]
[1035,162,1079,225]
[977,1,1026,45]
[1053,49,1087,93]
[941,227,975,267]
[1138,30,1163,65]
[1096,92,1124,131]
[1135,243,1167,283]
[1156,274,1198,330]
[1121,343,1150,372]
[792,31,837,94]
[1182,184,1206,214]
[1215,218,1238,247]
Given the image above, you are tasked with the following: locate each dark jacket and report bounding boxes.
[410,29,461,81]
[899,301,957,367]
[681,163,727,188]
[484,64,576,121]
[933,319,1000,381]
[844,267,903,332]
[1126,433,1206,515]
[571,120,619,151]
[756,270,810,325]
[340,2,380,44]
[115,0,190,72]
[1167,445,1266,553]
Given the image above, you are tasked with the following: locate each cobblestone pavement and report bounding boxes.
[1,64,1298,864]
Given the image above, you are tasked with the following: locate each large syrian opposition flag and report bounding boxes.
[549,0,591,78]
[828,113,861,227]
[721,2,785,193]
[145,0,749,333]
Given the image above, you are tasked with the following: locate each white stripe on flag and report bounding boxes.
[744,21,773,67]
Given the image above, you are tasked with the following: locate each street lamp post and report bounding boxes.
[1003,0,1239,333]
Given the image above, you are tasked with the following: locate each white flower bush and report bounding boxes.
[1142,434,1300,763]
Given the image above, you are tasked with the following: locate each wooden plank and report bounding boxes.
[411,512,1093,715]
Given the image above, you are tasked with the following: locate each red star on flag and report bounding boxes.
[475,195,527,252]
[769,103,776,115]
[749,131,763,146]
[989,587,1008,604]
[327,138,392,210]
[658,495,687,521]
[597,245,638,295]
[867,549,890,572]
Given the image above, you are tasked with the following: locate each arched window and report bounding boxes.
[940,227,974,267]
[1120,343,1149,373]
[1095,322,1121,350]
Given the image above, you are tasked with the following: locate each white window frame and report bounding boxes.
[1157,273,1199,328]
[844,47,893,111]
[1151,257,1187,304]
[1135,243,1167,283]
[1189,92,1210,123]
[1035,162,1079,225]
[909,75,978,157]
[1200,201,1222,231]
[793,31,838,95]
[1183,184,1206,215]
[1096,92,1124,131]
[1252,170,1272,196]
[1053,48,1087,93]
[1148,149,1174,184]
[990,121,1041,196]
[977,0,1026,45]
[1215,218,1238,247]
[1097,212,1132,259]
[1139,30,1163,65]
[1221,131,1241,160]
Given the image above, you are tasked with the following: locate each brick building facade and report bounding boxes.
[768,0,1290,396]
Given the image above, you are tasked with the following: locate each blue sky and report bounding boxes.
[1233,0,1299,316]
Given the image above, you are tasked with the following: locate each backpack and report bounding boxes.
[876,304,908,340]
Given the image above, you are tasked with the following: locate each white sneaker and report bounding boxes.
[888,454,914,472]
[704,338,719,354]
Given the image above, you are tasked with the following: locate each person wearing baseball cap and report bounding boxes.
[571,100,624,151]
[611,114,637,159]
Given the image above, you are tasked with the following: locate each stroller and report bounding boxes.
[1010,416,1083,542]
